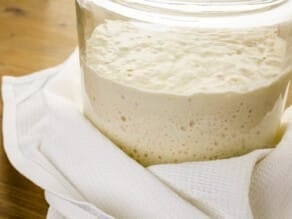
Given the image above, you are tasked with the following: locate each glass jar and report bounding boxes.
[76,0,292,166]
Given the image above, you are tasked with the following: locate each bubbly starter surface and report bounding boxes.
[83,20,291,165]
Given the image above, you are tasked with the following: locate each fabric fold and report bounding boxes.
[2,50,292,219]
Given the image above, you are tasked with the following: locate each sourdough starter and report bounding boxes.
[82,20,291,165]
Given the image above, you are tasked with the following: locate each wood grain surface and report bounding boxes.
[0,0,77,218]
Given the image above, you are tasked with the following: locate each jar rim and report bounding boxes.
[78,0,292,28]
[115,0,287,15]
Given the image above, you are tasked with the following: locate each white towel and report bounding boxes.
[2,49,292,219]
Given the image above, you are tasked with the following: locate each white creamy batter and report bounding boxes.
[83,20,291,165]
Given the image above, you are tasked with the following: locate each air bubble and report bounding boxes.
[121,116,126,122]
[216,74,224,79]
[189,120,195,127]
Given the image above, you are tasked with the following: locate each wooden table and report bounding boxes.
[0,0,77,218]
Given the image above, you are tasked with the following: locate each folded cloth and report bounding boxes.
[2,49,292,219]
